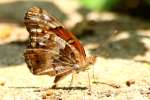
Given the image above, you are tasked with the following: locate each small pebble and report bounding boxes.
[45,89,53,96]
[126,80,135,87]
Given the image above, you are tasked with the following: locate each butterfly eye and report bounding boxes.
[72,64,79,70]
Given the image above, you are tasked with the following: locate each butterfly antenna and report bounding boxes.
[99,30,119,48]
[92,30,119,83]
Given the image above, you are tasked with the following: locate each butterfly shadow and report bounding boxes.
[8,86,41,89]
[8,86,87,90]
[51,86,88,90]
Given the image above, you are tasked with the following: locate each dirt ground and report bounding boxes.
[1,0,150,100]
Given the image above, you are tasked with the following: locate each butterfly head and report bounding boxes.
[73,56,96,72]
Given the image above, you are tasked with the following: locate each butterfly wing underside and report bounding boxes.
[24,6,96,87]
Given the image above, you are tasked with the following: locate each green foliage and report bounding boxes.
[145,0,150,5]
[79,0,120,11]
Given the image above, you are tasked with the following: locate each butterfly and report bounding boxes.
[24,6,96,88]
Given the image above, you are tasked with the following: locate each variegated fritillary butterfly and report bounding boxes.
[24,6,96,88]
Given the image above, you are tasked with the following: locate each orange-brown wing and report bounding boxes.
[24,6,86,58]
[51,27,86,57]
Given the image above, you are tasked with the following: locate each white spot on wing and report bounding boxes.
[30,16,40,22]
[39,42,45,46]
[30,28,42,33]
[43,14,50,20]
[36,28,42,33]
[30,28,37,33]
[31,42,36,47]
[55,36,66,49]
[31,36,36,40]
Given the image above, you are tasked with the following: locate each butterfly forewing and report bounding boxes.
[25,6,86,57]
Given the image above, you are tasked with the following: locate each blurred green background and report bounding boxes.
[79,0,150,20]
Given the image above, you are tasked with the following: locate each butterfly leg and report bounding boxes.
[51,76,61,89]
[69,73,74,87]
[87,71,91,95]
[52,74,67,88]
[52,69,73,88]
